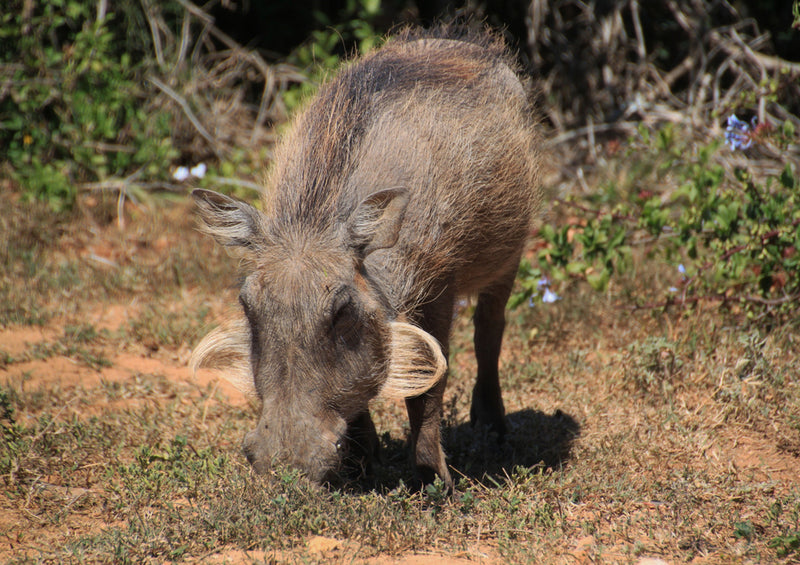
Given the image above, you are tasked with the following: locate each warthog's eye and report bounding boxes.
[330,288,360,348]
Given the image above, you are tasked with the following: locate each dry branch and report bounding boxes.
[149,76,223,158]
[531,0,799,192]
[137,0,301,164]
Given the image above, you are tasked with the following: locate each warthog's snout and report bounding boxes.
[242,412,348,483]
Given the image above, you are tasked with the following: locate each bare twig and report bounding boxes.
[149,75,224,158]
[177,8,192,69]
[629,0,646,63]
[587,115,598,163]
[140,0,165,68]
[712,29,800,74]
[531,0,799,149]
[205,175,263,192]
[96,0,107,23]
[173,0,274,79]
[544,121,640,147]
[80,179,183,192]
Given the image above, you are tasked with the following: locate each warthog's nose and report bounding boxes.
[241,409,350,483]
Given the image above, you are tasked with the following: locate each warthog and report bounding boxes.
[191,26,541,488]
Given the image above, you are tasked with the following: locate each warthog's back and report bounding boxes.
[264,26,541,311]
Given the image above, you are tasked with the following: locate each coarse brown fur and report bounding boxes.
[191,25,542,488]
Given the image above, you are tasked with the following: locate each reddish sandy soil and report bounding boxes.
[3,307,797,564]
[2,197,797,564]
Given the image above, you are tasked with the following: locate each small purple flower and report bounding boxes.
[173,166,190,181]
[542,288,561,303]
[528,276,560,306]
[668,286,679,293]
[678,264,686,275]
[173,162,207,181]
[724,114,755,151]
[453,298,469,319]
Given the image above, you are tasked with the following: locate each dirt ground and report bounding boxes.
[2,194,799,564]
[0,320,493,563]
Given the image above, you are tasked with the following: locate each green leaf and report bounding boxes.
[586,269,611,292]
[565,261,588,276]
[507,291,530,310]
[779,165,796,189]
[781,119,796,140]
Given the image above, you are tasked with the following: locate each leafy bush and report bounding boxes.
[515,121,800,324]
[0,1,176,211]
[1,1,288,212]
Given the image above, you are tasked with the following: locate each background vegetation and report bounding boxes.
[2,0,798,320]
[1,0,799,563]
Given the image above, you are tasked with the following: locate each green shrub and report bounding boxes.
[515,121,800,324]
[0,1,176,211]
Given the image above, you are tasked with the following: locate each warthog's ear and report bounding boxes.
[379,321,447,398]
[348,188,410,258]
[189,315,257,398]
[192,189,264,249]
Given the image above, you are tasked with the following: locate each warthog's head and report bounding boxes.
[190,189,445,483]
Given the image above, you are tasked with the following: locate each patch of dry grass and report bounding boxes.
[1,185,799,564]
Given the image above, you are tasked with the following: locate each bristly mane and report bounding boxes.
[262,24,523,235]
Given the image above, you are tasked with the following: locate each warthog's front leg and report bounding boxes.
[405,287,454,489]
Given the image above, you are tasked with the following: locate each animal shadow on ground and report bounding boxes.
[359,408,580,492]
[446,408,581,484]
